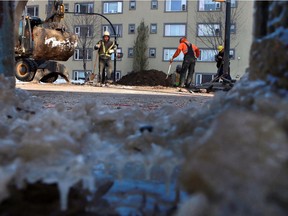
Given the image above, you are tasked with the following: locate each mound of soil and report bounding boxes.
[117,70,173,86]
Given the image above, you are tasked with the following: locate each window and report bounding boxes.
[111,48,122,61]
[74,48,93,60]
[197,23,221,36]
[231,0,237,8]
[164,24,186,37]
[197,48,235,62]
[27,6,39,16]
[198,49,217,62]
[230,23,236,34]
[149,48,156,58]
[195,73,215,85]
[73,70,92,80]
[111,71,121,81]
[129,0,136,10]
[198,0,221,11]
[163,48,183,61]
[165,0,187,12]
[74,2,94,13]
[151,0,158,9]
[103,24,123,37]
[128,48,134,58]
[150,24,157,34]
[74,26,92,37]
[128,24,135,34]
[103,2,123,14]
[64,4,69,12]
[229,49,235,59]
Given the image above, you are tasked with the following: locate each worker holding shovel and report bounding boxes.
[169,37,200,89]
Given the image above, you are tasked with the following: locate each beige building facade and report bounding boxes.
[26,0,254,84]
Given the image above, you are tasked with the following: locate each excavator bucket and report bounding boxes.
[32,26,78,61]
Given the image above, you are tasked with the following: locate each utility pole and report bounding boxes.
[223,0,231,76]
[213,0,231,76]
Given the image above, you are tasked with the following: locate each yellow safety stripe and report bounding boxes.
[101,41,115,56]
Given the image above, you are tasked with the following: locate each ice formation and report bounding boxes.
[1,70,288,215]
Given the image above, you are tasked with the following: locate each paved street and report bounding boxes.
[16,82,214,112]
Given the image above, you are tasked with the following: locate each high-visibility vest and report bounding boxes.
[99,41,115,58]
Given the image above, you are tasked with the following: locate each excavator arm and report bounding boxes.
[45,0,65,23]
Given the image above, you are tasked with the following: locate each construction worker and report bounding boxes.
[170,37,200,88]
[214,45,232,82]
[94,31,117,85]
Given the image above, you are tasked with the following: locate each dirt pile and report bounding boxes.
[117,69,173,86]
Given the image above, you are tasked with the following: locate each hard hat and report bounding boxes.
[179,37,186,43]
[103,31,110,37]
[217,45,224,51]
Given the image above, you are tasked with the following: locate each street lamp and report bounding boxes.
[213,0,231,77]
[66,11,120,83]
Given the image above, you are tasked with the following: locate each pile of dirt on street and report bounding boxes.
[116,70,173,87]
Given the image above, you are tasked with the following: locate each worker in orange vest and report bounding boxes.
[170,37,200,88]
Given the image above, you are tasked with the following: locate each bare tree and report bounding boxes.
[189,2,246,50]
[64,14,101,80]
[133,20,149,72]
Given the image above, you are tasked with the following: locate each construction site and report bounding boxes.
[0,1,288,216]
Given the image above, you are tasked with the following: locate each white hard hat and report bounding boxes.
[103,31,110,37]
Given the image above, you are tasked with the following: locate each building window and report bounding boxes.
[229,49,235,60]
[150,24,157,34]
[73,70,92,81]
[129,0,136,10]
[230,23,236,34]
[151,0,158,9]
[64,3,69,12]
[165,0,187,12]
[231,0,237,8]
[111,48,122,61]
[128,48,134,58]
[163,48,184,61]
[128,24,135,34]
[27,6,39,16]
[198,0,221,11]
[149,48,156,58]
[74,26,93,37]
[198,0,236,11]
[103,2,123,14]
[103,24,123,37]
[195,73,215,85]
[198,49,217,62]
[74,2,94,13]
[74,49,93,60]
[197,23,221,37]
[112,71,122,81]
[164,24,186,37]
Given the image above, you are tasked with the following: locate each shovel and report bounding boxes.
[166,63,172,79]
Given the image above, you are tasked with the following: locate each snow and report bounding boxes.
[1,72,288,215]
[44,36,78,48]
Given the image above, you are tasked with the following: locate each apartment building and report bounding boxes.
[26,0,254,84]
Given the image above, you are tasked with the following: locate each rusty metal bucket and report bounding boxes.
[32,26,78,61]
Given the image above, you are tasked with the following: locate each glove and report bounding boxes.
[94,45,100,50]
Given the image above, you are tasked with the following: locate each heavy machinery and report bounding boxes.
[14,0,77,83]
